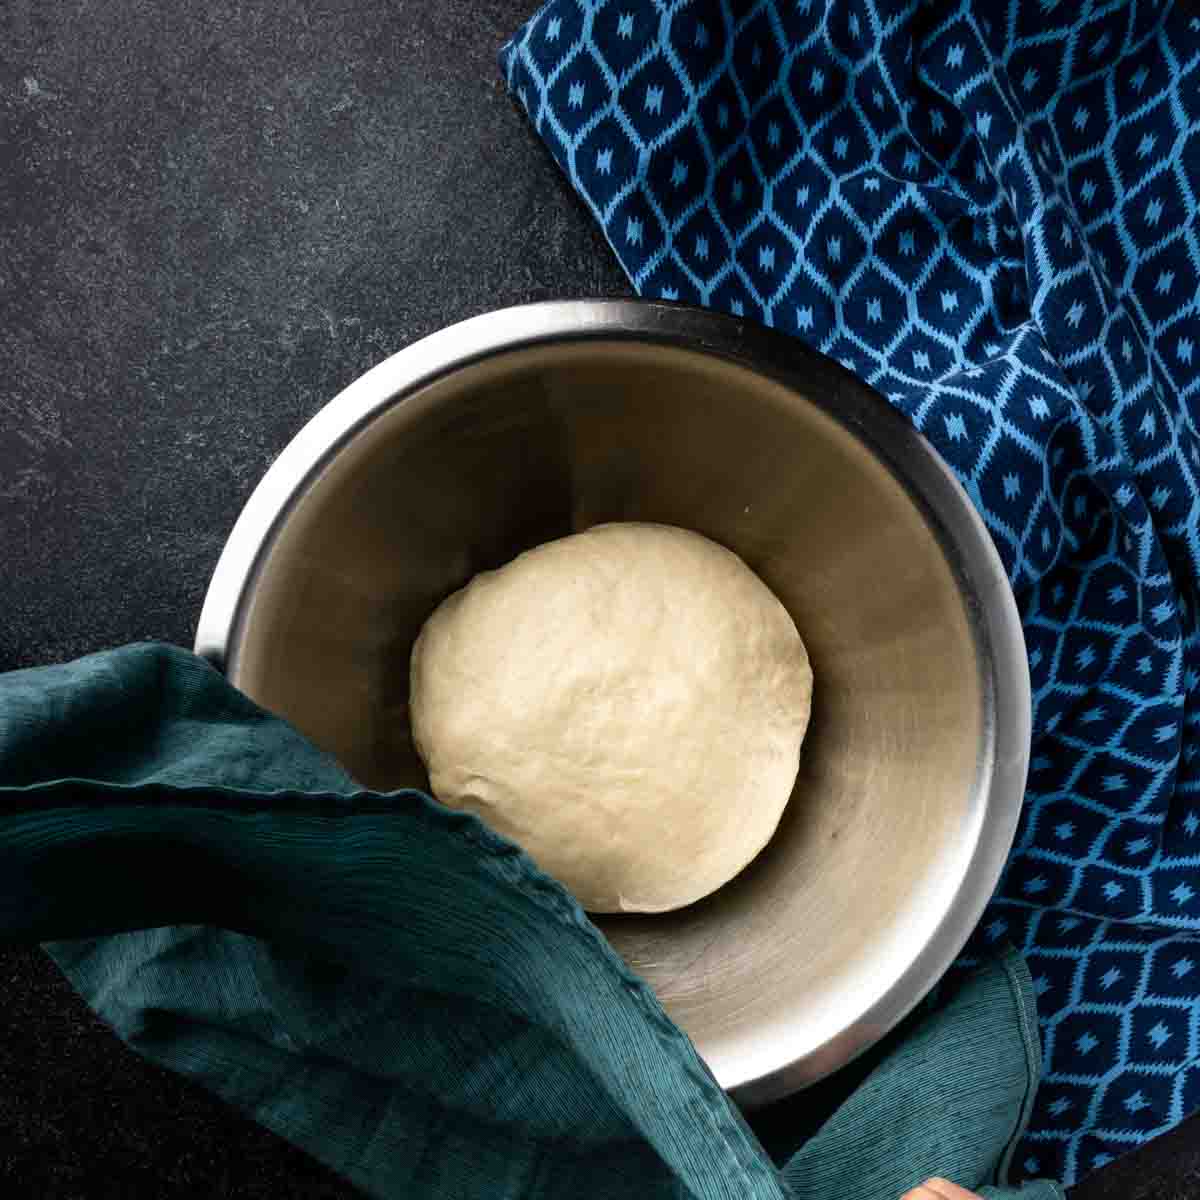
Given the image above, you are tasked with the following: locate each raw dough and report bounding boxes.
[409,522,813,913]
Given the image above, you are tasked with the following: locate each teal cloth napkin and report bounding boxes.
[2,643,1062,1199]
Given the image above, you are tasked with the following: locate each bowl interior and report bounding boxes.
[229,340,987,1102]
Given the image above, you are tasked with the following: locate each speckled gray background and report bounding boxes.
[0,0,627,672]
[0,1,1194,1196]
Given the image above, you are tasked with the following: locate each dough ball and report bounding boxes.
[409,522,813,913]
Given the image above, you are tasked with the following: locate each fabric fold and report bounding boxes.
[4,642,1051,1198]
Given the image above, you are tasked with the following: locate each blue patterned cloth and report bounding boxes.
[501,0,1200,1186]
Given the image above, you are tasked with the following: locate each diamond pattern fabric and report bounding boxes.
[502,1,1200,1185]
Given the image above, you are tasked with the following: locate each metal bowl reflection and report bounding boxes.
[196,301,1030,1107]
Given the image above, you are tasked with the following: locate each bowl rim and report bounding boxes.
[194,298,1031,1104]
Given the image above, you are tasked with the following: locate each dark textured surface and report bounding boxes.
[0,0,628,674]
[0,1,1192,1197]
[1068,1108,1200,1200]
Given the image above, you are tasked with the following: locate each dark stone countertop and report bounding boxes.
[0,2,1194,1196]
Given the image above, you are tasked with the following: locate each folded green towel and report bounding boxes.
[2,643,1061,1199]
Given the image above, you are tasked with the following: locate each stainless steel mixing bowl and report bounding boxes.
[196,300,1030,1108]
